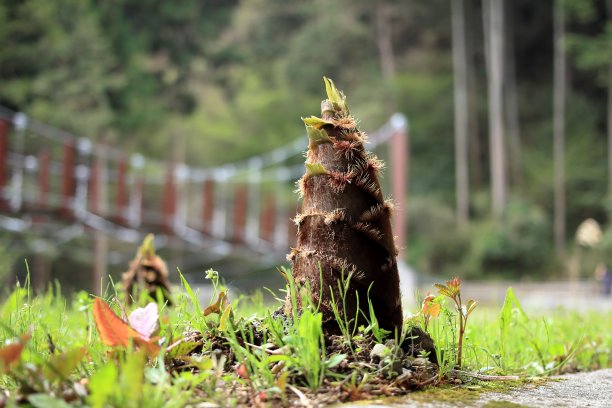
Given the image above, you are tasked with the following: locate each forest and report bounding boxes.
[1,0,612,282]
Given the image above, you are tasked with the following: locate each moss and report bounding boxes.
[481,401,531,408]
[352,378,546,407]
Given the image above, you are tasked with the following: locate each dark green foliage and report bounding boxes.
[0,0,115,136]
[409,198,553,280]
[1,0,612,281]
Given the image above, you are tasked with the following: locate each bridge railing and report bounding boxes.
[0,105,408,258]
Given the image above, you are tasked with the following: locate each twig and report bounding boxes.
[451,369,520,381]
[287,385,313,408]
[245,342,289,355]
[415,374,439,387]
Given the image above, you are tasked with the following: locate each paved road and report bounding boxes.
[479,369,612,408]
[341,369,612,408]
[411,280,612,311]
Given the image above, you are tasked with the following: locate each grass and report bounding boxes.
[0,270,610,407]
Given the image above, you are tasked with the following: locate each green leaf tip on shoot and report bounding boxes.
[306,125,332,148]
[302,116,333,129]
[323,76,349,114]
[138,233,155,258]
[305,162,328,177]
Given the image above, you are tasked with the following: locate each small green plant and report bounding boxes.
[1,268,611,406]
[284,309,325,390]
[499,287,528,370]
[359,284,392,344]
[434,277,477,368]
[328,270,361,351]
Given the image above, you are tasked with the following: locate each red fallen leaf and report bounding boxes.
[93,298,140,348]
[131,337,161,358]
[254,391,267,404]
[203,291,227,316]
[0,334,30,373]
[235,363,249,379]
[92,298,160,356]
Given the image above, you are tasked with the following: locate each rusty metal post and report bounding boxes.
[91,148,109,296]
[129,175,144,228]
[259,193,276,243]
[38,149,50,209]
[389,114,409,259]
[0,119,10,210]
[202,179,215,235]
[61,139,76,218]
[115,155,128,224]
[232,183,248,243]
[88,157,101,214]
[162,162,177,234]
[127,154,144,228]
[9,113,27,212]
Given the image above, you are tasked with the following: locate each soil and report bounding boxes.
[339,368,612,408]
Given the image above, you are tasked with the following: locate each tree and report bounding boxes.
[504,1,523,187]
[0,0,116,137]
[94,0,237,134]
[553,0,567,257]
[452,0,470,227]
[485,0,508,219]
[609,0,612,196]
[376,1,396,82]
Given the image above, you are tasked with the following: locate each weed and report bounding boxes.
[434,277,477,368]
[0,271,610,406]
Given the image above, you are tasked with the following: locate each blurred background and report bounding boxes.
[1,0,612,307]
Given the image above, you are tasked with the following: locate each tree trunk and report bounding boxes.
[504,0,523,187]
[608,0,612,196]
[467,0,483,189]
[486,0,507,219]
[289,78,402,334]
[553,0,566,257]
[92,149,108,296]
[376,2,396,82]
[452,0,470,227]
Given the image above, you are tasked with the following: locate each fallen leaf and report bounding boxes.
[92,298,160,356]
[203,291,227,316]
[44,347,88,381]
[128,303,160,340]
[166,339,201,358]
[235,363,249,379]
[275,371,289,391]
[28,393,73,408]
[0,334,30,373]
[254,391,267,405]
[93,298,140,348]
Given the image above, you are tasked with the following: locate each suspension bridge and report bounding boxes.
[0,105,410,294]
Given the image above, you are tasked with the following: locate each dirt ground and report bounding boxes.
[340,368,612,407]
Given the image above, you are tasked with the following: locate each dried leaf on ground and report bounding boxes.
[0,334,30,373]
[203,291,227,316]
[92,298,160,356]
